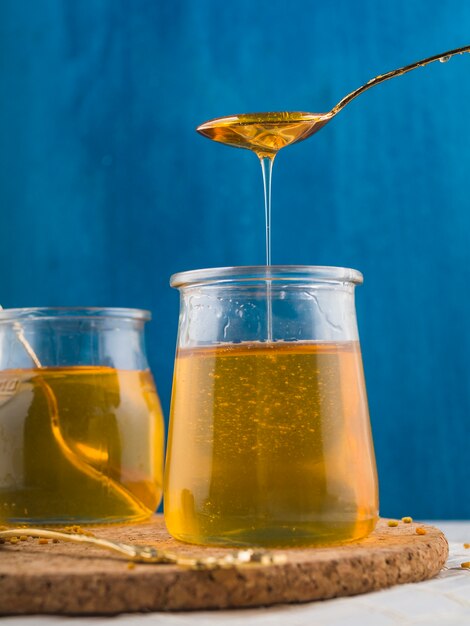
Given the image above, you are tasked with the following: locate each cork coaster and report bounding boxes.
[0,516,448,615]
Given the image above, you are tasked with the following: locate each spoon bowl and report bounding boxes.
[197,111,333,158]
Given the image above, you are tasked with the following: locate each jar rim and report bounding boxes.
[0,307,151,322]
[170,265,363,288]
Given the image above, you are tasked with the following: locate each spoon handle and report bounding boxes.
[332,44,470,115]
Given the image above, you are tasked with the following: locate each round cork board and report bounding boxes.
[0,516,448,615]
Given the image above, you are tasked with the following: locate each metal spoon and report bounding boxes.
[0,527,287,569]
[197,44,470,158]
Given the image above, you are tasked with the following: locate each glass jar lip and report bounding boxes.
[0,307,151,323]
[170,265,363,288]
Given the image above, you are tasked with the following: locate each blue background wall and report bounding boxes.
[1,0,469,519]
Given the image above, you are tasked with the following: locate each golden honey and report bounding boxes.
[165,340,378,546]
[197,112,330,158]
[0,366,164,524]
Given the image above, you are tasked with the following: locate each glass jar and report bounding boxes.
[0,307,164,525]
[165,266,378,546]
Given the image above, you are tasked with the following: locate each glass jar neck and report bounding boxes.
[171,265,363,289]
[172,267,361,348]
[0,309,151,370]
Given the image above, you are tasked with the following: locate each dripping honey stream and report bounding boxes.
[196,44,470,341]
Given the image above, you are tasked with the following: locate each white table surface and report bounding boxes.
[3,522,470,626]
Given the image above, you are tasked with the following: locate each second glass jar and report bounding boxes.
[0,307,164,525]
